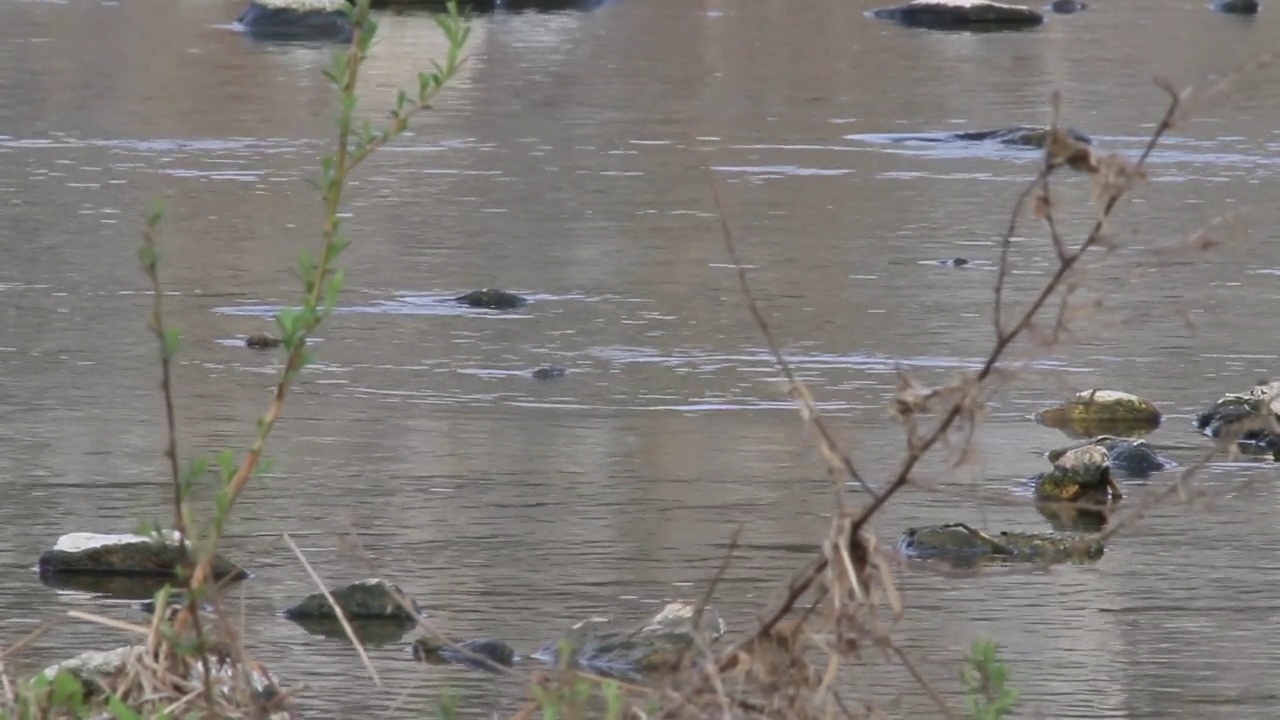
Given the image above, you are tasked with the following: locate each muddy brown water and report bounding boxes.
[2,0,1280,717]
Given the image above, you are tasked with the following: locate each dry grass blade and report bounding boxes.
[282,533,382,688]
[702,165,875,501]
[0,618,63,662]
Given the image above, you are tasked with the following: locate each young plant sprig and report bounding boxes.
[167,0,470,631]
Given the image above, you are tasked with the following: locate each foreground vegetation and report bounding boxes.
[1,0,1275,717]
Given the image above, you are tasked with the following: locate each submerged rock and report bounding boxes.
[1032,444,1122,504]
[245,333,282,349]
[1194,379,1280,454]
[453,289,530,310]
[1049,0,1086,12]
[532,602,726,680]
[899,523,1105,567]
[282,579,421,621]
[1213,0,1259,15]
[873,125,1091,148]
[1035,389,1162,437]
[37,532,247,581]
[236,0,354,43]
[410,637,516,671]
[293,617,418,645]
[869,0,1045,30]
[531,365,567,380]
[1048,435,1173,478]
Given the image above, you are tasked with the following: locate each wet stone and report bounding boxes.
[1033,444,1121,503]
[899,523,1105,567]
[245,333,282,349]
[531,365,567,380]
[237,0,354,43]
[1048,435,1172,478]
[1035,389,1162,437]
[282,579,421,621]
[453,289,529,310]
[37,532,247,581]
[869,0,1046,30]
[410,637,516,670]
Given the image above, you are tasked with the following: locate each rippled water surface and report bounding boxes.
[2,0,1280,717]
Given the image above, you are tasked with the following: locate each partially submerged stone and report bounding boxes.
[873,126,1091,148]
[868,0,1045,30]
[532,602,726,680]
[245,333,282,349]
[293,617,418,645]
[1047,435,1173,478]
[237,0,354,43]
[453,288,530,310]
[1049,0,1086,12]
[282,578,421,621]
[532,365,567,380]
[1194,379,1280,454]
[1214,0,1259,15]
[410,637,516,671]
[1033,444,1122,503]
[37,532,247,581]
[899,523,1105,567]
[1035,389,1162,437]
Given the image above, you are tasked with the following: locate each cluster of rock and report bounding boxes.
[903,380,1280,567]
[865,0,1255,32]
[899,389,1172,567]
[33,533,722,680]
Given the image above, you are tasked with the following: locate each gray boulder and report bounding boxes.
[37,532,247,581]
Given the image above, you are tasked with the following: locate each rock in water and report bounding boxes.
[37,532,247,581]
[1194,379,1280,454]
[410,637,516,670]
[531,602,726,680]
[1034,389,1162,437]
[869,0,1045,30]
[245,333,282,349]
[1049,0,1086,12]
[453,289,530,310]
[531,366,567,380]
[282,579,422,621]
[1048,435,1172,478]
[899,523,1105,568]
[237,0,354,43]
[1214,0,1259,15]
[1033,444,1122,503]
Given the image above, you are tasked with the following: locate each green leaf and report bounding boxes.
[137,243,159,272]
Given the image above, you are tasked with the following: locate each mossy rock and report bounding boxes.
[37,532,247,581]
[1033,444,1121,503]
[1035,389,1162,437]
[1195,380,1280,453]
[453,289,529,310]
[410,637,516,670]
[899,523,1104,568]
[282,579,421,621]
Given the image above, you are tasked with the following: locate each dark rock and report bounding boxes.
[282,579,421,621]
[411,637,516,671]
[1032,444,1122,504]
[37,532,247,581]
[531,366,567,380]
[1034,389,1162,438]
[453,289,530,310]
[1214,0,1259,15]
[869,0,1045,30]
[1048,435,1173,478]
[1049,0,1086,12]
[245,333,282,349]
[899,523,1105,568]
[532,602,726,680]
[940,257,971,267]
[237,0,354,43]
[871,125,1091,148]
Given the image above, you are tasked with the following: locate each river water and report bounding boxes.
[1,0,1279,717]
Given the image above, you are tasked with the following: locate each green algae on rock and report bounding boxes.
[1035,389,1162,437]
[1047,435,1172,478]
